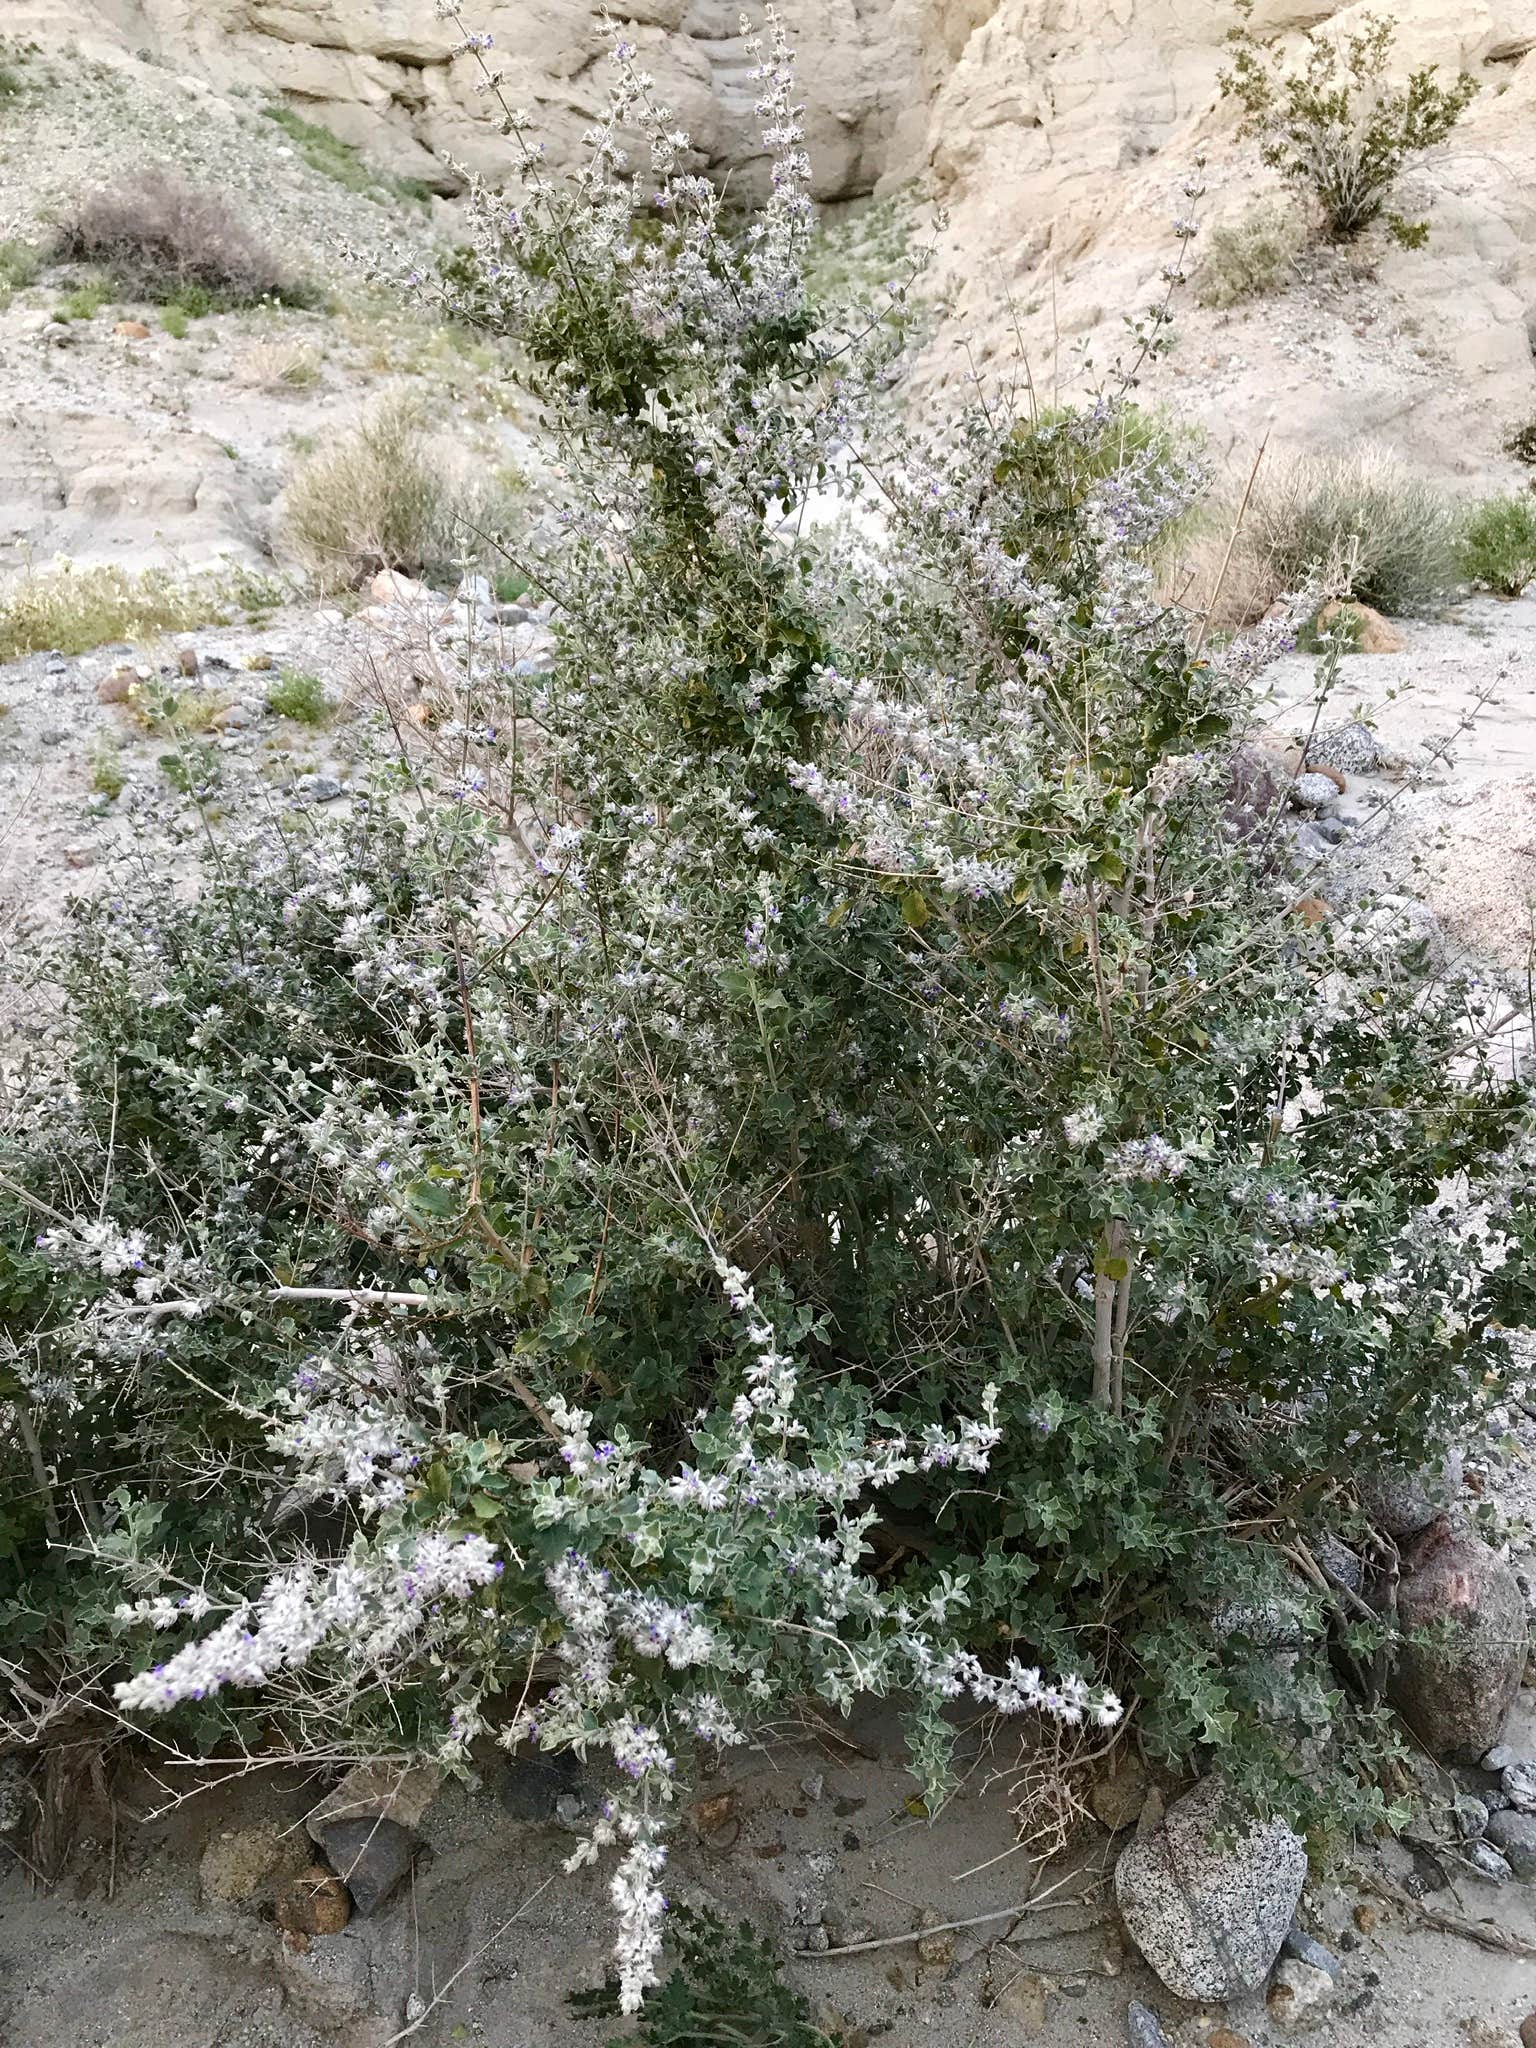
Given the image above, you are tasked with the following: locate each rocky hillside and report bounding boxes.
[8,2,1535,482]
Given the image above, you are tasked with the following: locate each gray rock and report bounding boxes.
[45,655,68,675]
[1295,823,1335,861]
[317,1815,415,1917]
[1388,1520,1528,1762]
[1485,1809,1536,1877]
[1356,1467,1439,1539]
[1267,1957,1337,2032]
[1309,721,1381,776]
[1114,1778,1306,2000]
[494,602,530,625]
[1451,1793,1489,1840]
[1291,771,1340,810]
[1482,1787,1513,1814]
[295,773,345,804]
[1282,1923,1341,1978]
[1126,2001,1169,2047]
[1464,1838,1513,1883]
[1502,1760,1536,1813]
[1308,816,1349,846]
[1482,1743,1521,1774]
[1313,1532,1364,1595]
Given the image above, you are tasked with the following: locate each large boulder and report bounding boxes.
[1388,1517,1528,1763]
[1114,1778,1307,2001]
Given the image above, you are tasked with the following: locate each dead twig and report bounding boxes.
[1357,1874,1536,1960]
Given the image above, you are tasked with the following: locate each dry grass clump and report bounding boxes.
[281,389,516,590]
[55,169,315,310]
[239,338,322,392]
[1195,198,1306,309]
[1185,443,1462,626]
[0,561,222,661]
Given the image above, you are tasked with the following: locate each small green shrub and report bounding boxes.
[1504,418,1536,468]
[267,668,331,724]
[1384,212,1430,251]
[0,238,41,289]
[159,303,190,338]
[1196,199,1305,308]
[265,103,435,209]
[89,742,125,800]
[56,169,314,309]
[493,569,531,605]
[157,741,220,795]
[572,1909,833,2048]
[281,388,515,589]
[0,562,222,660]
[1238,443,1462,616]
[1221,4,1477,239]
[0,61,24,102]
[1459,493,1536,598]
[56,278,109,322]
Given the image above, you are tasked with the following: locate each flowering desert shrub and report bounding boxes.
[3,5,1534,2010]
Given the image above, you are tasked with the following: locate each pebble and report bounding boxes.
[1483,1744,1521,1773]
[1281,1923,1342,1978]
[275,1866,350,1936]
[62,843,98,869]
[114,319,152,339]
[1502,1760,1536,1812]
[1520,2015,1536,2048]
[315,1815,414,1916]
[40,727,69,745]
[44,655,68,675]
[1126,2001,1169,2046]
[1482,1787,1513,1814]
[294,773,344,803]
[1292,771,1341,810]
[1451,1793,1490,1840]
[1267,1957,1337,2031]
[1464,1838,1513,1882]
[800,1772,825,1803]
[1485,1809,1536,1877]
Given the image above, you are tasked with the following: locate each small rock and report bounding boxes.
[1114,1778,1305,1999]
[45,655,68,676]
[1294,823,1334,861]
[62,843,98,870]
[495,603,530,625]
[1464,1838,1513,1883]
[994,1970,1050,2030]
[212,702,254,730]
[1485,1809,1536,1877]
[114,319,152,339]
[97,666,137,704]
[1308,720,1381,775]
[1267,1958,1337,2031]
[306,1762,443,1845]
[1388,1518,1528,1762]
[798,1924,830,1954]
[800,1772,825,1804]
[1091,1753,1152,1833]
[1352,1903,1376,1935]
[40,320,72,346]
[370,569,433,608]
[176,646,200,678]
[1451,1793,1489,1840]
[554,1790,585,1830]
[1315,600,1406,656]
[1482,1787,1513,1815]
[1291,771,1340,811]
[276,1866,351,1936]
[1503,1760,1536,1813]
[40,727,69,746]
[1125,2001,1168,2047]
[199,1823,289,1904]
[294,773,344,804]
[1281,1923,1341,1979]
[1483,1744,1521,1774]
[1209,2033,1253,2048]
[1308,816,1349,846]
[455,573,493,611]
[1312,1532,1364,1594]
[316,1816,415,1917]
[1520,2013,1536,2048]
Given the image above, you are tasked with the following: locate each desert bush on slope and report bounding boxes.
[1220,3,1477,240]
[3,9,1533,2011]
[56,168,315,310]
[1227,443,1462,620]
[1460,493,1536,598]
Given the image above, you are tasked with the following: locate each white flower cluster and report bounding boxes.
[114,1533,501,1714]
